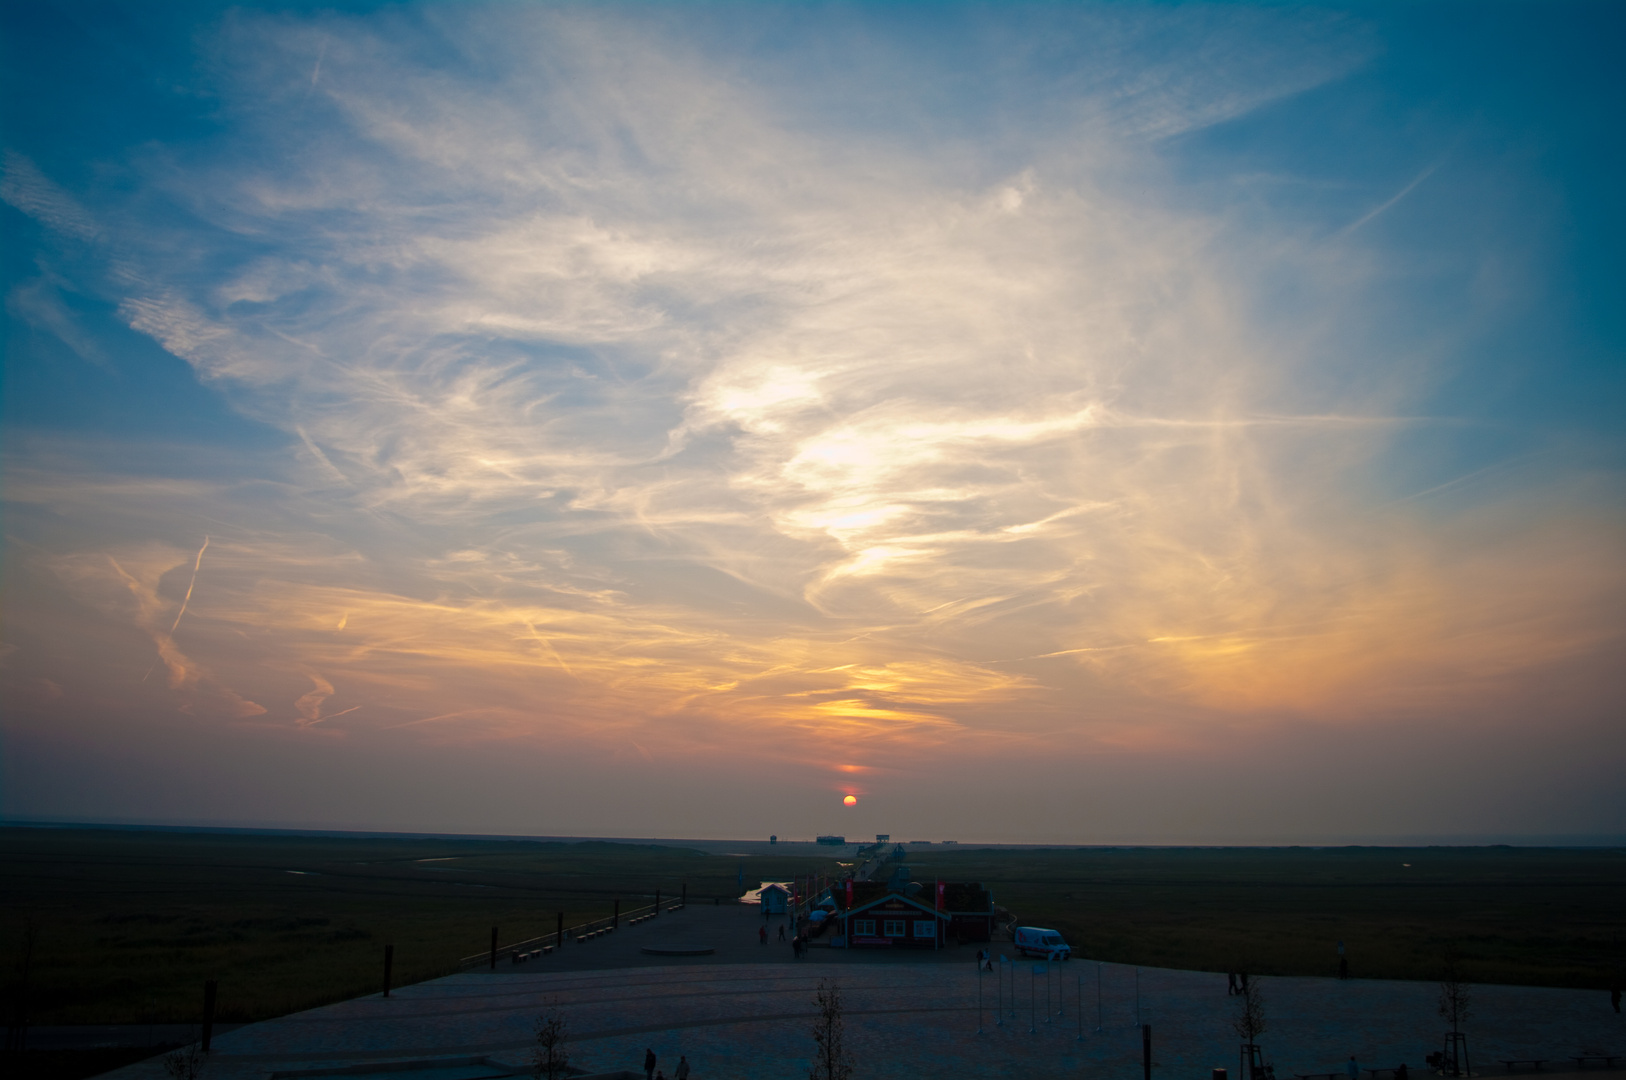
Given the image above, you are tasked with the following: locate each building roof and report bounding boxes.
[837,879,992,914]
[843,890,946,921]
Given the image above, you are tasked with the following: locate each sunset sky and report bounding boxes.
[3,1,1622,843]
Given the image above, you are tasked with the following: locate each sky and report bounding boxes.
[2,1,1622,844]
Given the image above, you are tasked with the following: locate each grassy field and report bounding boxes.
[0,827,843,1026]
[913,845,1626,990]
[3,828,1622,1030]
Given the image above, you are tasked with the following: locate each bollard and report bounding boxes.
[977,960,984,1035]
[1143,1023,1152,1080]
[201,980,217,1052]
[996,956,1003,1025]
[383,944,393,998]
[1030,965,1037,1034]
[489,926,498,970]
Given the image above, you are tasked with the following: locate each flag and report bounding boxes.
[936,879,946,910]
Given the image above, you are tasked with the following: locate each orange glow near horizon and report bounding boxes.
[2,3,1622,844]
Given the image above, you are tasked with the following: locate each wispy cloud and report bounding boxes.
[2,3,1620,807]
[0,151,99,241]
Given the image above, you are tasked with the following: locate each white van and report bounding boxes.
[1014,926,1071,960]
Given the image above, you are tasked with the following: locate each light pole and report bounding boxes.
[1096,961,1103,1032]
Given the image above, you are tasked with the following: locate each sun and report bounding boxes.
[843,794,858,806]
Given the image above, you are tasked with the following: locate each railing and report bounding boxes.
[457,899,687,969]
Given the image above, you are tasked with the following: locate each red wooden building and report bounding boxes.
[835,877,995,948]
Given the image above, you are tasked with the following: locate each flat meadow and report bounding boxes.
[3,827,1622,1028]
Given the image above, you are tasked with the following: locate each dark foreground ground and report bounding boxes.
[2,826,1623,1079]
[75,907,1626,1080]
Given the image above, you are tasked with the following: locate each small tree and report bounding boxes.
[163,1042,207,1080]
[1438,945,1472,1034]
[1232,977,1268,1079]
[531,1006,569,1080]
[809,979,853,1080]
[1436,944,1473,1077]
[1232,976,1267,1045]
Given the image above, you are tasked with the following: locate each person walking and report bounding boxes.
[1228,972,1238,995]
[643,1048,657,1080]
[758,924,767,945]
[778,924,786,942]
[1346,1056,1360,1080]
[674,1056,691,1080]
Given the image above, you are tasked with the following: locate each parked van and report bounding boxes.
[1014,926,1071,960]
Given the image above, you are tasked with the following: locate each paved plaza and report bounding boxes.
[101,905,1623,1080]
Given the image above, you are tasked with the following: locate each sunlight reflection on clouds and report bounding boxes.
[4,5,1621,788]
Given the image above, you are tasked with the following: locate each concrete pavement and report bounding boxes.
[94,904,1623,1080]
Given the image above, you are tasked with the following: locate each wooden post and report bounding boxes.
[556,911,563,949]
[1143,1023,1152,1080]
[201,980,217,1051]
[383,944,393,998]
[613,899,620,928]
[655,888,661,915]
[489,926,498,970]
[681,882,686,908]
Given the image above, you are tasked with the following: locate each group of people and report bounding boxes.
[642,1047,690,1080]
[757,919,808,957]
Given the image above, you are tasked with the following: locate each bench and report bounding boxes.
[1499,1061,1547,1073]
[1571,1057,1619,1070]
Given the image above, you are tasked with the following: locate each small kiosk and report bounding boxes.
[758,882,790,914]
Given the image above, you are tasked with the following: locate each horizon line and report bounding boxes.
[4,818,1623,850]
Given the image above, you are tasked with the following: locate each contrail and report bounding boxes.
[168,535,210,635]
[1339,156,1445,237]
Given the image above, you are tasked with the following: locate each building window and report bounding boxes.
[854,919,875,936]
[914,920,936,938]
[883,919,905,937]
